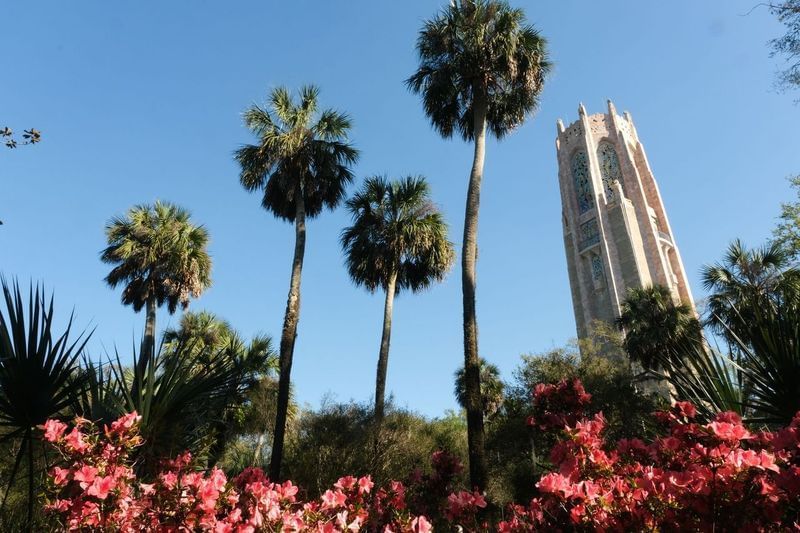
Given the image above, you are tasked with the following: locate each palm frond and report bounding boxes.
[236,87,359,222]
[341,175,454,293]
[407,0,551,141]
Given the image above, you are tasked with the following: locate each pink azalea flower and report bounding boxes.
[65,427,89,453]
[51,466,69,486]
[357,475,374,494]
[411,516,432,533]
[86,475,116,500]
[160,471,178,490]
[73,465,98,489]
[108,411,141,435]
[335,475,357,490]
[43,419,68,442]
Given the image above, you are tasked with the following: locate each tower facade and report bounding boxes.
[556,101,694,340]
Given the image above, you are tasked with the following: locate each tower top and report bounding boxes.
[555,101,639,147]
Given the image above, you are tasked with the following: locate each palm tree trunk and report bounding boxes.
[252,432,265,467]
[269,184,306,481]
[463,93,488,492]
[138,293,157,375]
[374,272,398,425]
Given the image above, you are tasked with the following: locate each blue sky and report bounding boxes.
[2,1,798,417]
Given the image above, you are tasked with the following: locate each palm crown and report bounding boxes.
[341,176,454,293]
[406,0,551,141]
[235,85,359,221]
[101,201,212,314]
[702,239,800,341]
[617,284,702,371]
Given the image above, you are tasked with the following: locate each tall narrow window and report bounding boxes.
[571,151,592,213]
[590,254,605,289]
[598,142,624,200]
[579,219,600,250]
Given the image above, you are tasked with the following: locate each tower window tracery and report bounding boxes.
[571,151,592,213]
[579,219,600,250]
[598,142,624,200]
[590,254,605,289]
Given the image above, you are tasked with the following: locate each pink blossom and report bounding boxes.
[64,427,89,453]
[86,475,116,500]
[43,419,68,442]
[357,475,374,494]
[411,516,432,533]
[73,465,97,489]
[51,466,69,486]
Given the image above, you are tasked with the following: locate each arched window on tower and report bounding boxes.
[597,142,625,201]
[571,151,592,214]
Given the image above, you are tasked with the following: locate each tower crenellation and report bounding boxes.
[556,102,694,340]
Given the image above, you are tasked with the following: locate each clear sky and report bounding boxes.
[2,1,798,417]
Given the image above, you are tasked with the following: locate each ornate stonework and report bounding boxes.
[556,101,695,340]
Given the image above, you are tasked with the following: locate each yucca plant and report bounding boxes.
[663,300,800,427]
[659,340,746,421]
[0,278,90,525]
[87,339,253,475]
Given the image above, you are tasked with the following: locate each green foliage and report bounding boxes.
[101,201,212,315]
[341,176,454,294]
[702,239,799,346]
[663,290,800,427]
[282,401,467,497]
[406,0,552,140]
[769,1,800,93]
[616,284,703,371]
[76,334,271,475]
[0,279,90,525]
[453,358,504,420]
[163,311,276,376]
[661,341,747,421]
[235,85,359,222]
[486,328,662,504]
[774,176,800,256]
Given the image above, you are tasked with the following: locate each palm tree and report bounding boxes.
[101,201,212,373]
[163,311,275,373]
[701,239,800,345]
[454,358,505,421]
[341,176,454,425]
[407,0,551,490]
[162,311,275,467]
[616,284,703,372]
[235,85,358,480]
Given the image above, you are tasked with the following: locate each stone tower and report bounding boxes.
[556,101,694,340]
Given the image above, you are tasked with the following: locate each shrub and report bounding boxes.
[42,413,479,531]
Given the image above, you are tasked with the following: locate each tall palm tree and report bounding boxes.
[341,176,454,425]
[235,85,358,480]
[407,0,551,490]
[702,239,800,345]
[616,284,703,372]
[101,201,212,373]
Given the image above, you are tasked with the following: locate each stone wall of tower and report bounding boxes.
[555,101,695,341]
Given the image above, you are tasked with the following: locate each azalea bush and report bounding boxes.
[43,379,800,531]
[498,378,800,531]
[41,414,483,531]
